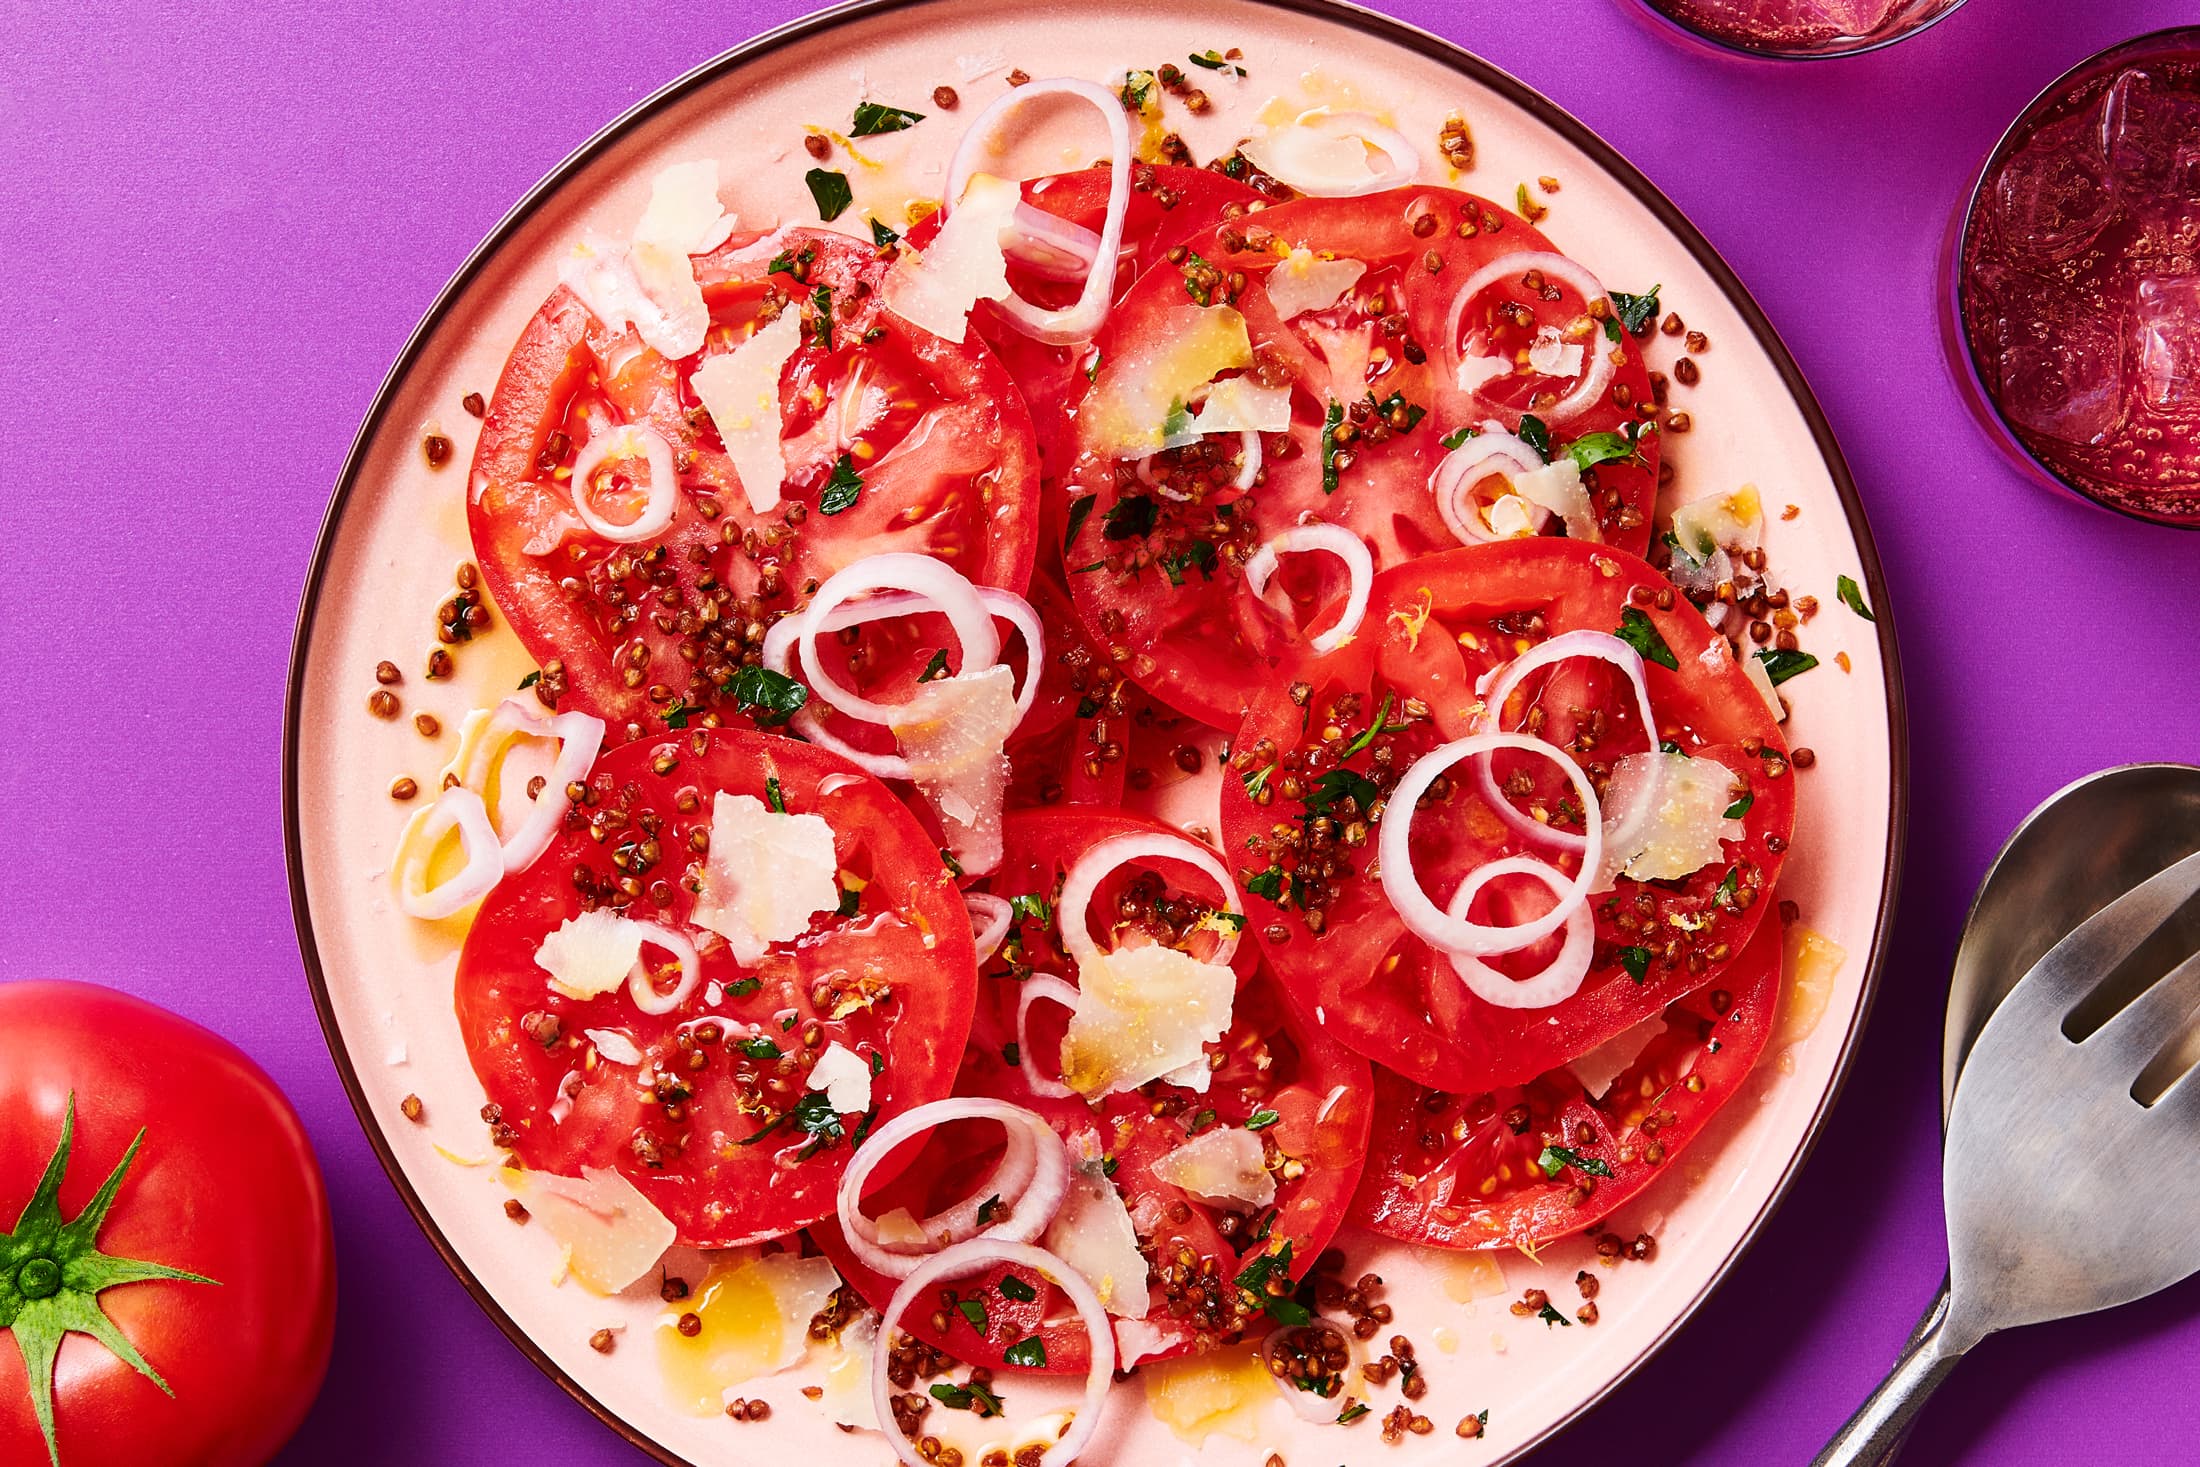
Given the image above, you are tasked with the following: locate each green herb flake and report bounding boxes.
[1160,538,1217,587]
[518,670,541,689]
[1609,284,1661,337]
[764,776,786,813]
[1002,1336,1048,1369]
[1539,1301,1573,1328]
[1614,607,1679,672]
[1103,494,1158,541]
[1320,399,1346,493]
[1063,493,1098,551]
[1440,424,1476,450]
[1338,1402,1371,1425]
[1724,790,1755,820]
[918,649,951,683]
[1000,1040,1021,1067]
[1241,763,1275,798]
[737,1037,782,1060]
[850,100,925,136]
[869,1049,886,1076]
[1000,1273,1038,1302]
[1008,893,1052,927]
[728,977,763,998]
[1517,412,1552,462]
[1187,1108,1218,1135]
[1181,248,1217,306]
[1755,648,1820,685]
[836,885,861,918]
[1716,867,1740,905]
[869,216,901,247]
[955,1296,989,1332]
[1617,945,1652,984]
[1187,49,1246,75]
[1303,768,1379,823]
[805,168,853,222]
[1564,430,1637,473]
[725,664,809,724]
[1245,1108,1281,1131]
[819,454,863,516]
[1340,692,1397,759]
[1837,574,1877,623]
[1372,389,1428,434]
[1074,695,1101,719]
[1537,1143,1615,1180]
[1244,864,1288,905]
[1120,69,1156,110]
[809,284,835,352]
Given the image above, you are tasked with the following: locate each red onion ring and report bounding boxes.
[1015,975,1080,1099]
[834,1098,1069,1279]
[1056,833,1243,969]
[966,891,1014,966]
[391,787,503,920]
[623,923,702,1016]
[1429,428,1545,545]
[944,78,1130,345]
[1005,203,1102,282]
[1442,856,1596,1009]
[450,700,606,875]
[1242,523,1373,654]
[873,1239,1116,1467]
[1470,630,1658,857]
[568,422,678,542]
[1378,733,1603,957]
[1444,251,1618,429]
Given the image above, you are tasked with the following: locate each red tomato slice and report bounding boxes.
[455,728,977,1246]
[1350,911,1783,1249]
[467,227,1040,739]
[810,808,1371,1373]
[1063,188,1659,728]
[1005,572,1130,808]
[1217,539,1794,1094]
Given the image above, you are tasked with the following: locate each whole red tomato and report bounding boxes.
[0,981,335,1466]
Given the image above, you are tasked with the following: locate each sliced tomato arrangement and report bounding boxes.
[467,226,1040,738]
[1218,539,1794,1095]
[811,808,1371,1372]
[1350,913,1783,1249]
[1063,187,1660,728]
[455,728,977,1245]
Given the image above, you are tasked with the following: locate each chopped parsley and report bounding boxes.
[1234,1242,1310,1325]
[1517,412,1552,462]
[725,664,809,723]
[1074,694,1102,719]
[1102,494,1157,541]
[738,1087,847,1157]
[869,217,901,248]
[764,776,786,813]
[1320,399,1346,493]
[1563,430,1637,473]
[663,697,705,730]
[1537,1144,1615,1180]
[1440,424,1477,451]
[1614,607,1679,672]
[737,1037,782,1060]
[804,168,853,222]
[1119,69,1156,110]
[1609,284,1662,337]
[1724,790,1755,819]
[1008,893,1052,926]
[819,454,863,515]
[1837,574,1876,622]
[1159,538,1217,586]
[1240,763,1275,798]
[1000,1273,1037,1302]
[850,100,925,136]
[929,1379,1006,1416]
[837,885,861,917]
[918,649,952,682]
[1187,49,1245,75]
[1340,692,1398,759]
[1303,768,1379,823]
[1617,945,1652,984]
[1755,648,1820,685]
[1538,1301,1573,1328]
[1063,493,1097,550]
[1181,248,1218,306]
[1716,866,1741,905]
[869,1050,886,1076]
[1338,1402,1370,1425]
[1372,389,1428,434]
[1000,1040,1021,1066]
[1186,1108,1218,1135]
[941,848,963,878]
[767,244,816,277]
[729,977,762,999]
[517,670,541,689]
[1002,1336,1048,1369]
[1245,1108,1281,1131]
[809,284,835,351]
[955,1296,989,1332]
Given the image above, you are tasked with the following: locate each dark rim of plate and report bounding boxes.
[283,2,1912,1461]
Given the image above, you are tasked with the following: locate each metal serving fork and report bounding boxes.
[1814,846,2200,1466]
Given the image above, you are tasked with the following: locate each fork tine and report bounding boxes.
[2012,848,2200,1015]
[2089,947,2200,1064]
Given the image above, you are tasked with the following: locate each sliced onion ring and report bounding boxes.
[1242,523,1373,654]
[392,787,502,920]
[1442,857,1596,1009]
[1430,427,1544,545]
[1005,203,1102,281]
[448,700,606,874]
[966,891,1014,967]
[1444,251,1618,429]
[873,1239,1116,1467]
[795,553,1002,725]
[1377,733,1602,957]
[1057,833,1243,970]
[1015,975,1080,1100]
[944,78,1131,345]
[1471,630,1657,855]
[568,422,678,543]
[1241,109,1421,197]
[624,923,702,1016]
[834,1098,1069,1279]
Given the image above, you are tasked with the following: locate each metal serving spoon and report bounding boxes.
[1813,834,2200,1466]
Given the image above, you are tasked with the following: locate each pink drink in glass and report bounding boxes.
[1633,0,1965,59]
[1948,29,2200,528]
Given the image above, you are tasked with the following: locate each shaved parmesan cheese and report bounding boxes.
[499,1165,675,1294]
[1671,483,1765,563]
[658,1251,843,1413]
[1060,944,1235,1097]
[818,1312,880,1429]
[1527,325,1585,378]
[1084,306,1253,456]
[1190,376,1293,435]
[1151,1127,1276,1210]
[1567,1014,1666,1100]
[1740,647,1787,722]
[1510,458,1599,542]
[536,907,645,1001]
[1457,354,1510,392]
[804,1042,874,1115]
[1597,751,1744,889]
[1114,1318,1179,1368]
[1780,924,1847,1047]
[690,792,840,964]
[691,310,803,515]
[1263,246,1366,319]
[1043,1164,1151,1317]
[889,663,1015,875]
[558,161,734,360]
[1140,1347,1275,1446]
[880,172,1020,343]
[1302,320,1375,405]
[1486,493,1541,539]
[585,1028,645,1066]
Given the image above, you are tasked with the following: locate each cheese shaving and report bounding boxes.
[880,172,1020,343]
[890,663,1017,874]
[535,907,646,1002]
[1263,246,1366,319]
[498,1165,676,1295]
[1060,944,1235,1097]
[692,310,804,515]
[690,792,841,964]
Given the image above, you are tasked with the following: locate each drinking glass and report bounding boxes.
[1630,0,1967,60]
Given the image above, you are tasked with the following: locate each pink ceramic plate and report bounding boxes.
[286,1,1906,1461]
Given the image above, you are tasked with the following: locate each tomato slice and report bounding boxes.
[1350,911,1783,1249]
[1217,539,1794,1094]
[1063,188,1659,728]
[468,227,1040,739]
[455,728,977,1246]
[809,808,1371,1373]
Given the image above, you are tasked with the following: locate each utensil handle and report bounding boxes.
[1810,1281,1970,1467]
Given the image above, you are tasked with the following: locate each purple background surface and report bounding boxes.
[5,0,2199,1462]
